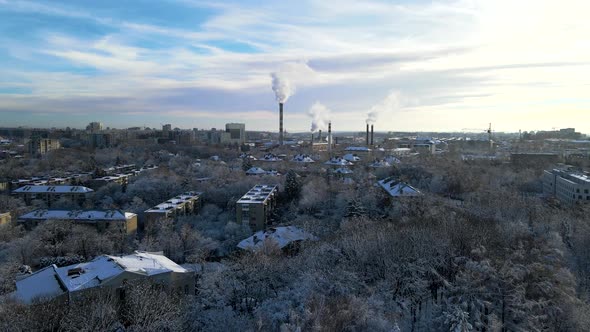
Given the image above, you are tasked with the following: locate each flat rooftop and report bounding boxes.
[145,191,202,213]
[237,184,278,204]
[13,185,94,194]
[19,209,135,221]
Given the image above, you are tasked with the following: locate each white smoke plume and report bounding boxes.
[308,102,331,132]
[271,72,294,103]
[366,91,401,124]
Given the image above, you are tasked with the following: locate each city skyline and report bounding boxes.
[1,0,590,133]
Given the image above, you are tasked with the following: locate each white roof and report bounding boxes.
[237,184,278,204]
[332,167,353,174]
[292,154,315,163]
[324,157,353,166]
[261,153,282,161]
[345,146,371,152]
[14,266,65,304]
[369,160,392,168]
[14,251,188,304]
[378,178,422,197]
[19,209,136,221]
[237,226,317,250]
[145,191,201,213]
[246,167,267,175]
[343,153,361,162]
[13,185,94,194]
[384,156,402,164]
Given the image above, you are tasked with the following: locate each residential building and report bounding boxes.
[28,137,60,155]
[12,185,94,207]
[225,123,246,145]
[236,185,279,231]
[13,251,194,304]
[237,226,317,251]
[144,191,202,229]
[543,168,590,204]
[86,122,103,133]
[377,177,422,197]
[17,209,138,234]
[162,124,172,132]
[0,212,11,226]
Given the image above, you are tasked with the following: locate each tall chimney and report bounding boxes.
[310,132,314,147]
[366,123,369,146]
[279,103,284,145]
[370,125,374,146]
[318,130,322,142]
[328,122,332,156]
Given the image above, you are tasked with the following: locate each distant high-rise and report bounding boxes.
[86,122,103,133]
[225,123,246,144]
[162,124,172,132]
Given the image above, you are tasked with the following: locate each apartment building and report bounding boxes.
[28,137,61,155]
[144,191,202,229]
[12,185,94,207]
[13,251,194,304]
[236,185,278,231]
[543,168,590,204]
[18,209,138,234]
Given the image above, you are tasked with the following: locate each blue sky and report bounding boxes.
[0,0,589,133]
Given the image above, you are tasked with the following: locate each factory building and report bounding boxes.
[543,167,590,204]
[236,185,279,231]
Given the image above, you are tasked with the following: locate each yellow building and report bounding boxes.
[0,212,11,226]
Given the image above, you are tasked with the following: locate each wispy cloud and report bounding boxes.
[0,0,589,132]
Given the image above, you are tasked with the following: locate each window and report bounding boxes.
[585,189,589,194]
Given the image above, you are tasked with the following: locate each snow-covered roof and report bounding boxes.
[377,177,422,197]
[18,209,136,221]
[237,184,278,204]
[13,185,94,194]
[237,226,317,251]
[345,146,371,152]
[369,160,392,168]
[145,191,202,213]
[14,251,189,304]
[384,156,402,164]
[246,167,267,175]
[239,153,258,160]
[324,157,353,166]
[343,153,361,162]
[332,167,353,174]
[14,265,65,304]
[292,154,315,163]
[260,153,282,162]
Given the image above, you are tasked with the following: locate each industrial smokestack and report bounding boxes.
[366,124,369,146]
[370,125,374,146]
[328,122,332,156]
[279,103,284,145]
[310,132,314,147]
[318,130,322,142]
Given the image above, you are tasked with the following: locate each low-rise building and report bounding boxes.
[0,212,11,226]
[511,153,560,168]
[236,185,279,231]
[377,177,422,197]
[237,226,317,251]
[17,209,138,234]
[144,192,202,229]
[13,251,194,304]
[543,168,590,204]
[12,185,94,207]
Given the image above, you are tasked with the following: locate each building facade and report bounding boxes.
[18,209,137,234]
[144,192,202,229]
[225,123,246,145]
[13,251,194,304]
[0,212,11,226]
[236,185,278,231]
[12,185,94,207]
[543,168,590,204]
[28,138,61,155]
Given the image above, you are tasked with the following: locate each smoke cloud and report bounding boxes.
[366,91,401,124]
[271,72,294,103]
[308,102,331,132]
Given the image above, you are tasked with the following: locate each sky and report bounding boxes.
[0,0,589,133]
